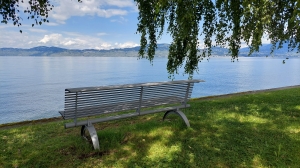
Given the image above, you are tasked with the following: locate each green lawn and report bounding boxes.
[1,87,300,167]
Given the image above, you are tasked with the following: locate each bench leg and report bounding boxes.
[163,110,190,127]
[81,124,100,150]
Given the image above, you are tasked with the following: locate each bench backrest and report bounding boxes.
[62,80,202,120]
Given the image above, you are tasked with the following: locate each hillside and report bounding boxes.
[0,43,298,57]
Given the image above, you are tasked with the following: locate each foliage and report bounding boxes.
[134,0,300,77]
[0,0,53,33]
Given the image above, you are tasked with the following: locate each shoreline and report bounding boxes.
[1,84,299,130]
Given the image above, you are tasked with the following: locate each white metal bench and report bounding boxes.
[59,79,203,149]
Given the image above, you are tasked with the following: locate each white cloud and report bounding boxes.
[49,0,136,24]
[240,33,271,48]
[0,31,41,48]
[32,32,138,50]
[39,34,62,43]
[98,43,112,49]
[0,1,140,50]
[105,0,136,8]
[261,34,270,44]
[197,40,206,49]
[115,42,139,48]
[63,40,77,46]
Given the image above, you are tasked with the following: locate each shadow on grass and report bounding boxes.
[1,88,299,167]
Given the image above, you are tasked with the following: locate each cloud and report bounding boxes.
[97,32,109,36]
[28,28,48,33]
[44,22,59,26]
[49,0,136,24]
[35,33,139,50]
[105,0,136,8]
[64,40,77,46]
[0,31,41,48]
[197,40,206,49]
[240,33,271,48]
[261,34,271,44]
[110,16,128,23]
[39,34,62,43]
[115,42,139,48]
[0,1,140,50]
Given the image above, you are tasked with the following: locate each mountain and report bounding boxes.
[0,44,169,57]
[0,43,298,57]
[239,43,299,57]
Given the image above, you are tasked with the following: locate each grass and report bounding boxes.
[0,87,300,167]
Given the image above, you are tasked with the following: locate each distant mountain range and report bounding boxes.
[0,43,298,57]
[239,43,299,57]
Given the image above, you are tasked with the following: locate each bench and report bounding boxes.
[59,79,203,149]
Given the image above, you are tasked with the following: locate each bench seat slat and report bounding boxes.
[66,93,186,105]
[65,84,188,97]
[65,83,193,100]
[64,95,183,109]
[65,79,202,93]
[62,96,185,119]
[64,85,189,98]
[65,96,141,105]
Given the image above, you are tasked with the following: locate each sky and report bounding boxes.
[0,0,270,50]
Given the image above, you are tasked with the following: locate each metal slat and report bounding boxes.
[65,95,184,112]
[64,84,186,98]
[63,95,183,119]
[66,98,140,107]
[61,80,204,123]
[143,86,188,92]
[65,95,140,105]
[64,90,141,100]
[65,79,203,93]
[63,102,141,119]
[143,87,187,92]
[142,91,185,98]
[64,95,182,112]
[75,87,141,95]
[65,94,184,110]
[65,91,140,100]
[65,101,140,111]
[64,100,141,112]
[66,90,140,98]
[65,86,187,107]
[65,93,140,102]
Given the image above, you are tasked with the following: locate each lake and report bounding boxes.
[0,56,299,124]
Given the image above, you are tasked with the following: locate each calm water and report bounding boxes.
[0,56,299,124]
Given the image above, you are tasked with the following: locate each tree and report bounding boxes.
[1,0,299,77]
[0,0,54,33]
[134,0,300,77]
